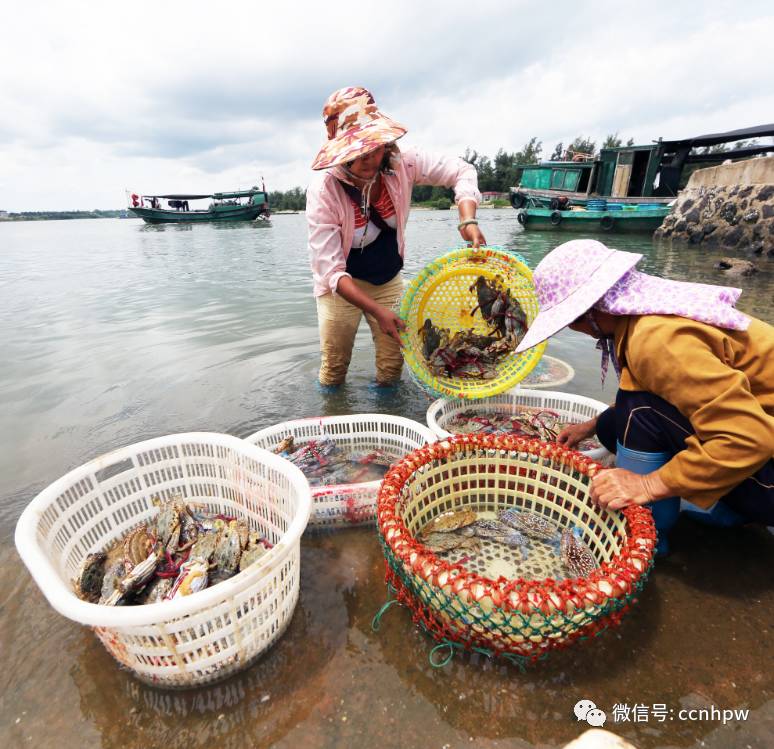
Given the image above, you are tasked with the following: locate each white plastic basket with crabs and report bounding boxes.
[14,432,311,688]
[246,414,436,528]
[426,388,612,462]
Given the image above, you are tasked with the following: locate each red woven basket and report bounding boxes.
[375,434,656,665]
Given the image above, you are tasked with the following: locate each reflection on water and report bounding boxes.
[1,214,772,748]
[71,542,344,749]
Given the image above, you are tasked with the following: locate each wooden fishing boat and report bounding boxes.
[127,187,270,224]
[510,125,774,211]
[516,203,671,233]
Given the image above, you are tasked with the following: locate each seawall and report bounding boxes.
[655,156,774,255]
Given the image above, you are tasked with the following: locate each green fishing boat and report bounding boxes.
[510,125,774,211]
[127,187,270,224]
[516,203,671,233]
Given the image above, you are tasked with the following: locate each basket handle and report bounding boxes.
[93,456,135,484]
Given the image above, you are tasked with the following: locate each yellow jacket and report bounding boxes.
[614,314,774,508]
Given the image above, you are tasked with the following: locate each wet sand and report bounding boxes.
[2,518,772,749]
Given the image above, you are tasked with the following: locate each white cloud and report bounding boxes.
[1,0,772,209]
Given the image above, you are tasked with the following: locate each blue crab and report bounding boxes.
[560,527,598,578]
[499,508,560,544]
[471,519,530,559]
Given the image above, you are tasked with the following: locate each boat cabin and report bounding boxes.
[518,143,663,200]
[513,123,774,206]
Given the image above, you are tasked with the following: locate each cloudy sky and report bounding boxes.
[1,0,773,211]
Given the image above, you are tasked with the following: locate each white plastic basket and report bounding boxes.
[14,432,311,689]
[426,388,612,461]
[246,415,436,528]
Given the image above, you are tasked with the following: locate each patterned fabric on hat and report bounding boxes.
[311,87,407,171]
[515,239,751,378]
[323,87,379,139]
[595,269,751,331]
[532,240,635,311]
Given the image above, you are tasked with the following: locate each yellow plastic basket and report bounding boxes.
[399,247,546,399]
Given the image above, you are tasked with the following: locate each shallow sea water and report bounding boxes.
[1,212,772,748]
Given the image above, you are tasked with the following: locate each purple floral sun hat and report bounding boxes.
[515,240,641,353]
[515,238,750,354]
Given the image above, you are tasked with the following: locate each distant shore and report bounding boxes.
[0,210,130,221]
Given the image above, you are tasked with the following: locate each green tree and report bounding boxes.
[501,138,542,190]
[269,187,306,211]
[516,137,542,165]
[411,184,433,203]
[550,142,564,160]
[602,133,622,149]
[626,137,635,146]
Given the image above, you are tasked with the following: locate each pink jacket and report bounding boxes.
[306,146,481,297]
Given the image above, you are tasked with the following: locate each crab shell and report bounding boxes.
[499,508,559,541]
[75,552,107,603]
[422,532,481,555]
[560,529,598,578]
[274,435,295,455]
[154,496,185,553]
[189,527,220,563]
[211,523,243,578]
[420,509,478,538]
[166,559,209,600]
[238,543,269,572]
[123,525,154,570]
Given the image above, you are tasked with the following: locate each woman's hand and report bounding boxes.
[591,468,651,510]
[557,417,597,449]
[459,222,486,249]
[373,305,407,343]
[590,468,672,511]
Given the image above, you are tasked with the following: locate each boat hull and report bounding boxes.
[517,207,670,233]
[128,203,268,224]
[510,188,671,208]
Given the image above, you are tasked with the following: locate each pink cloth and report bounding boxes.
[306,146,481,297]
[596,269,750,330]
[516,239,750,354]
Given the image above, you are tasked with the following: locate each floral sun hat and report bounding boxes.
[515,239,750,354]
[515,240,641,353]
[311,87,407,171]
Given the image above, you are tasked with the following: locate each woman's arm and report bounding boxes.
[457,198,487,248]
[306,178,351,294]
[404,147,486,247]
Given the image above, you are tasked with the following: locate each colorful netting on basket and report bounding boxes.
[375,434,656,667]
[399,246,547,400]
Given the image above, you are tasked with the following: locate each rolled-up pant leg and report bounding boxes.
[360,274,405,385]
[316,290,362,386]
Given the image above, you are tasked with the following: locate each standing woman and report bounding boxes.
[307,86,485,387]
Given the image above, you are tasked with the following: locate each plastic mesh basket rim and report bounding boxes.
[245,414,437,527]
[376,434,656,649]
[399,246,547,400]
[425,388,612,461]
[245,414,437,493]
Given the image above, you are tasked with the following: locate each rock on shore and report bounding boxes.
[655,156,774,257]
